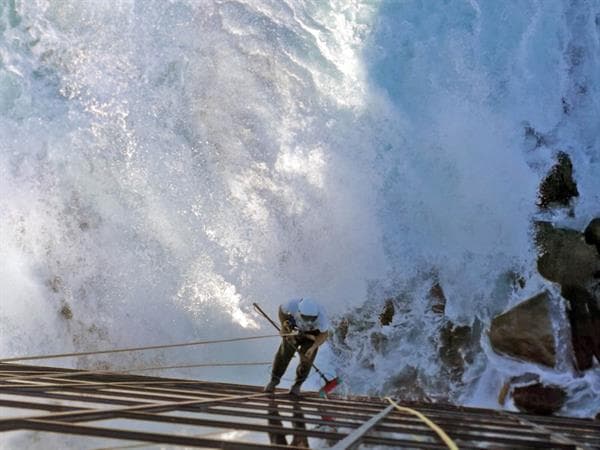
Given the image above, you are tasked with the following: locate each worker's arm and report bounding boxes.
[278,305,296,335]
[304,330,329,358]
[314,331,329,347]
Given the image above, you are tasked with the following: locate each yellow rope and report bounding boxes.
[0,333,289,363]
[385,397,459,450]
[0,361,272,386]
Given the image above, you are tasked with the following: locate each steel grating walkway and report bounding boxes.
[0,363,599,449]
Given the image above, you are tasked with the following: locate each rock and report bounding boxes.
[499,373,540,406]
[370,331,388,353]
[336,318,349,342]
[561,285,600,370]
[508,271,526,290]
[379,299,395,326]
[535,221,600,286]
[498,381,510,405]
[537,151,578,208]
[429,282,446,314]
[584,218,600,256]
[382,366,428,401]
[439,321,478,383]
[60,303,73,320]
[592,290,600,357]
[534,220,600,371]
[489,291,556,367]
[512,383,566,415]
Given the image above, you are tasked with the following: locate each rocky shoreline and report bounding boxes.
[331,150,600,417]
[488,151,599,416]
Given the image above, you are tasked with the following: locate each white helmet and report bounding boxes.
[296,298,319,329]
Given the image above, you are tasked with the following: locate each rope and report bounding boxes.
[385,397,459,450]
[0,361,272,387]
[0,333,287,363]
[123,361,271,372]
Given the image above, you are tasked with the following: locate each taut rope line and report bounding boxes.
[0,333,288,363]
[0,361,271,388]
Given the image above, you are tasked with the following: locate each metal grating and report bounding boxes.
[1,362,599,449]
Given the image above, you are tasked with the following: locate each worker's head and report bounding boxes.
[295,298,319,329]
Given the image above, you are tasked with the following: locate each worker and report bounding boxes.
[264,298,330,396]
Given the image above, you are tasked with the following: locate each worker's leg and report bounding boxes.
[290,339,318,394]
[269,338,297,385]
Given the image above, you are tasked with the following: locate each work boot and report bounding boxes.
[288,381,302,397]
[264,379,278,393]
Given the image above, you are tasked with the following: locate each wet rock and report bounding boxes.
[370,331,388,353]
[439,321,478,383]
[498,381,511,405]
[499,373,540,406]
[429,282,446,314]
[561,285,600,370]
[508,271,526,290]
[584,218,600,256]
[379,299,395,326]
[512,383,567,415]
[336,318,349,342]
[534,220,600,371]
[489,291,556,367]
[535,221,600,286]
[382,366,428,401]
[537,151,578,208]
[60,303,73,320]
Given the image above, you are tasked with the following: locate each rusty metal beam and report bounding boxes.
[328,403,395,450]
[1,363,599,450]
[19,419,306,450]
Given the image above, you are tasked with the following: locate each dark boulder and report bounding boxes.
[535,221,600,286]
[489,291,556,367]
[537,151,578,208]
[439,321,480,384]
[429,282,446,314]
[584,218,600,256]
[379,299,395,326]
[60,303,73,320]
[382,366,428,401]
[512,383,567,415]
[561,285,600,370]
[499,373,540,405]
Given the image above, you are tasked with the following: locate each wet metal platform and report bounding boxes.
[0,363,598,449]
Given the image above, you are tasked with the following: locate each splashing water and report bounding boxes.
[1,2,600,441]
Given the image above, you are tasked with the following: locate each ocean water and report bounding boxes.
[1,0,599,446]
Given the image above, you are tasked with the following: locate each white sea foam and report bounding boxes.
[1,3,599,448]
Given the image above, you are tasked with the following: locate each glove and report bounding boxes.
[281,320,295,336]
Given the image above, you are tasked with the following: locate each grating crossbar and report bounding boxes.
[1,363,598,449]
